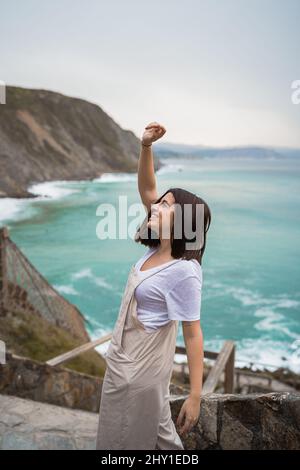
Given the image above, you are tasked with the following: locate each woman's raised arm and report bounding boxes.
[138,122,166,213]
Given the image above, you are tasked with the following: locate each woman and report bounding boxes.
[96,122,211,450]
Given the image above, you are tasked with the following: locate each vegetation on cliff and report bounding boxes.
[0,308,106,377]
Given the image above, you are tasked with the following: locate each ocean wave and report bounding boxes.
[28,181,81,199]
[156,163,185,175]
[88,324,114,357]
[85,313,300,372]
[204,282,300,342]
[93,277,114,290]
[0,180,84,225]
[52,284,80,296]
[226,286,300,309]
[71,267,114,290]
[92,165,185,183]
[93,173,137,183]
[228,287,300,341]
[71,268,93,280]
[201,337,300,373]
[87,325,300,373]
[254,307,300,340]
[0,198,39,224]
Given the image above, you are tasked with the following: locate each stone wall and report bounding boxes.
[0,393,299,450]
[0,353,183,412]
[170,392,300,450]
[1,354,299,449]
[0,353,102,412]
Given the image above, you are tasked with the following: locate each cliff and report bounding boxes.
[0,86,161,198]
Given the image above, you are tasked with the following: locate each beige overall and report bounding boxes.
[96,261,185,450]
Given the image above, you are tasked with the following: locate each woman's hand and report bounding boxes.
[176,395,201,437]
[141,121,166,146]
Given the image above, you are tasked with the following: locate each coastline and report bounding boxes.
[0,172,109,200]
[1,161,299,378]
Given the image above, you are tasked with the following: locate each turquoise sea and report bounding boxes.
[1,157,300,372]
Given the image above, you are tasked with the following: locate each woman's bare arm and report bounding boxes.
[137,144,158,213]
[177,320,203,436]
[182,320,204,400]
[138,122,166,213]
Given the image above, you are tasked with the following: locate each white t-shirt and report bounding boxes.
[134,246,202,332]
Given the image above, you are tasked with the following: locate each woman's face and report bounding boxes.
[147,191,176,239]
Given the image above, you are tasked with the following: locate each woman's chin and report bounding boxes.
[147,221,159,237]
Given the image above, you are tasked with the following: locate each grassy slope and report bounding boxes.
[0,309,106,378]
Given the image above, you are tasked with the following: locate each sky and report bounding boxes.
[1,0,300,147]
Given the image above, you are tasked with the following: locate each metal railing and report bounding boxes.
[0,226,89,342]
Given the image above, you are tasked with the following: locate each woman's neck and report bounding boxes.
[157,238,173,257]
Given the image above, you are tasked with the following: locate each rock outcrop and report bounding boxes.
[0,86,161,198]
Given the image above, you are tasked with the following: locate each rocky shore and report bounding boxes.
[0,86,161,199]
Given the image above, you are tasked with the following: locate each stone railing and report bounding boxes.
[0,353,299,449]
[0,353,102,412]
[171,391,300,450]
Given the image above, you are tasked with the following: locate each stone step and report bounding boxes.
[0,394,98,450]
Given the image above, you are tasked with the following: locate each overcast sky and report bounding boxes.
[1,0,300,147]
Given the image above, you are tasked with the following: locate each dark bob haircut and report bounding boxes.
[134,187,211,265]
